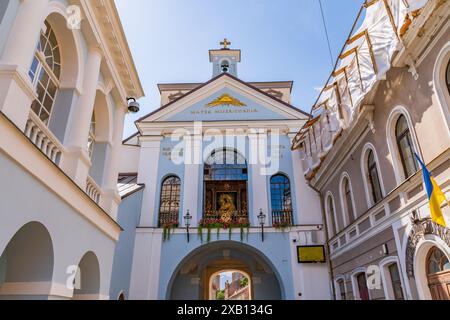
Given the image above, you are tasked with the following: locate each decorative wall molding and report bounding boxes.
[405,218,450,279]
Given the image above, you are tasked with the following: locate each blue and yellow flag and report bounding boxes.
[415,154,448,227]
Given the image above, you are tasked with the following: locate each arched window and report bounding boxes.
[446,60,450,94]
[221,60,230,73]
[367,150,383,204]
[341,176,355,225]
[29,21,61,126]
[395,115,418,179]
[204,149,247,181]
[326,194,337,236]
[427,247,450,275]
[203,149,248,223]
[380,257,406,300]
[355,272,370,300]
[387,263,404,300]
[158,176,181,227]
[87,112,96,158]
[270,174,293,227]
[336,278,346,300]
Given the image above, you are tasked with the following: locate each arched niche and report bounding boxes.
[73,251,101,300]
[0,222,54,299]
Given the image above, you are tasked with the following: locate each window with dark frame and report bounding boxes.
[158,176,181,227]
[270,174,293,226]
[427,246,450,275]
[356,273,370,300]
[343,178,355,224]
[388,263,405,300]
[29,20,61,126]
[395,115,418,179]
[327,195,337,235]
[367,150,383,204]
[204,149,247,181]
[337,279,346,300]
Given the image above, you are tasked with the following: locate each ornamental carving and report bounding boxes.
[206,94,246,108]
[405,218,450,279]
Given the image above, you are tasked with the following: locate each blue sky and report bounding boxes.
[116,0,364,138]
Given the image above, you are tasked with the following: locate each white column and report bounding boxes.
[0,0,49,130]
[249,132,269,225]
[289,136,323,225]
[137,136,163,227]
[99,104,127,220]
[2,0,48,74]
[182,133,202,227]
[60,47,102,188]
[129,229,162,299]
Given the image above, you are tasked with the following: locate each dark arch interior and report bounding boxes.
[73,251,100,299]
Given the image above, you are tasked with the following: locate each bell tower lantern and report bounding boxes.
[209,38,241,78]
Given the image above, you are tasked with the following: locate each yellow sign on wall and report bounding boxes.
[297,246,326,263]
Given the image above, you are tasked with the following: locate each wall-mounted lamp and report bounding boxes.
[184,210,192,243]
[257,209,266,242]
[127,97,140,113]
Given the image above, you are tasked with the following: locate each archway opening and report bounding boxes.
[167,241,283,300]
[73,251,100,300]
[209,270,252,301]
[0,222,54,299]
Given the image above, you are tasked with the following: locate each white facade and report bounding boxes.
[0,0,143,300]
[112,47,332,300]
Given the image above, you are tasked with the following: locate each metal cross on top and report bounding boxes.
[220,38,231,49]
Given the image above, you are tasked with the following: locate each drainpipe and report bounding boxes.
[308,182,336,300]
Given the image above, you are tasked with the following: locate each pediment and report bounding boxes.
[138,74,308,123]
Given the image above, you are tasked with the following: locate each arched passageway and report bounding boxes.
[167,241,283,300]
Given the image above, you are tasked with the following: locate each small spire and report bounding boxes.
[220,38,231,50]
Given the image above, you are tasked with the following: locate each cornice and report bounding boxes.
[393,0,450,68]
[137,119,304,137]
[82,0,144,100]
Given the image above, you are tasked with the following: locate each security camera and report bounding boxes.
[127,97,140,113]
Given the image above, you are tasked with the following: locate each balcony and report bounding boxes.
[202,211,250,226]
[159,211,180,227]
[24,111,64,166]
[272,210,293,227]
[24,111,104,207]
[86,176,102,204]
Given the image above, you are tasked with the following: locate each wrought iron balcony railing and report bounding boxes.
[202,211,249,226]
[271,210,293,227]
[159,211,180,227]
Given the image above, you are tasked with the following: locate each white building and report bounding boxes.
[111,43,331,300]
[0,0,143,300]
